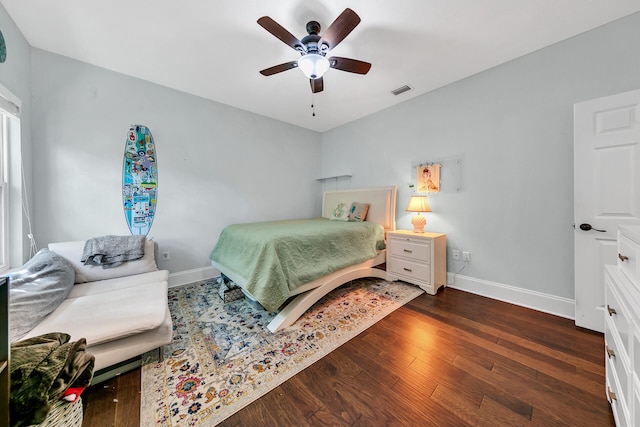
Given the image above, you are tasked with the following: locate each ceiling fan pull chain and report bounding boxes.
[311,94,316,117]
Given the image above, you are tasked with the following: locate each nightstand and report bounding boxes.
[386,230,447,295]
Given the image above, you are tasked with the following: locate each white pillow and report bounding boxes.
[329,203,350,221]
[49,238,158,283]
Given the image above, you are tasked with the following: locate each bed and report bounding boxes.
[209,185,397,332]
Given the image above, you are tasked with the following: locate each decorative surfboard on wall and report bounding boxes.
[122,124,157,236]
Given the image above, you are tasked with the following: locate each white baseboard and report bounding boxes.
[169,266,219,288]
[446,273,575,320]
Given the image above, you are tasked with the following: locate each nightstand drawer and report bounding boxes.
[388,257,430,283]
[388,237,430,262]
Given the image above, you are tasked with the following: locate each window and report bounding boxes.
[0,112,7,271]
[0,82,21,273]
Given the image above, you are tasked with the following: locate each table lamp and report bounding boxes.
[406,195,431,233]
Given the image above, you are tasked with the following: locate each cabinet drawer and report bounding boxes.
[607,359,630,427]
[605,322,629,402]
[618,231,640,287]
[388,237,430,262]
[388,257,430,283]
[605,270,631,356]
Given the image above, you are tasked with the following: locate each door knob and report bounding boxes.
[579,223,606,232]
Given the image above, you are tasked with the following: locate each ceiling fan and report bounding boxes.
[257,8,371,93]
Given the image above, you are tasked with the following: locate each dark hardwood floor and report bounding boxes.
[82,287,614,426]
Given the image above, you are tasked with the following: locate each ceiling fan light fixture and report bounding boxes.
[298,54,329,79]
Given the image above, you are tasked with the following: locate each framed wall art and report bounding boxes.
[415,163,441,193]
[411,157,463,193]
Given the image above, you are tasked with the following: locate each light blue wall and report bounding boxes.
[29,49,322,272]
[4,4,640,306]
[321,12,640,300]
[0,3,32,265]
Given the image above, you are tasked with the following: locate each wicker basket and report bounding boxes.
[32,397,83,427]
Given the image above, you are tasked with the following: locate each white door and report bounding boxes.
[574,89,640,332]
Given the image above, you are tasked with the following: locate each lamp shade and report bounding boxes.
[406,195,432,213]
[297,54,330,79]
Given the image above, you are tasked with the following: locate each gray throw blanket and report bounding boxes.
[81,235,145,268]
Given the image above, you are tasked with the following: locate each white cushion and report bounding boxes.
[88,313,173,371]
[67,270,168,298]
[23,280,169,346]
[49,238,158,283]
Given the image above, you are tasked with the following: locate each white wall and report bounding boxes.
[0,3,32,266]
[30,49,322,273]
[321,12,640,304]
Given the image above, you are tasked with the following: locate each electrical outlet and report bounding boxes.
[162,251,170,261]
[452,249,460,260]
[463,251,471,262]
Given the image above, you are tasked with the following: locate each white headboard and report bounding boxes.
[322,186,397,232]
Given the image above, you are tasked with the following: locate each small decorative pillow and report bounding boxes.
[330,203,351,221]
[349,202,370,221]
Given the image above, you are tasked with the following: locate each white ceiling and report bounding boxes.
[2,1,640,132]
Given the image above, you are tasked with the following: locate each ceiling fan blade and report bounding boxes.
[257,16,305,52]
[329,57,371,74]
[260,61,299,76]
[310,77,324,93]
[319,8,361,51]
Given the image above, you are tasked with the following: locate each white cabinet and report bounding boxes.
[386,230,446,295]
[605,225,640,426]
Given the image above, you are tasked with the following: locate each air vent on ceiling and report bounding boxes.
[391,85,412,96]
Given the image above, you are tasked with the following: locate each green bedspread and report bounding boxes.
[209,218,385,312]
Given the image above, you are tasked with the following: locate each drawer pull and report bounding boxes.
[403,267,413,272]
[403,249,413,253]
[607,305,617,316]
[606,346,615,358]
[618,253,629,262]
[608,387,617,401]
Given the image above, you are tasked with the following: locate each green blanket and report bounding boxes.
[10,332,94,427]
[209,218,385,312]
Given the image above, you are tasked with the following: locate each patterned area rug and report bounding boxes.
[140,277,423,426]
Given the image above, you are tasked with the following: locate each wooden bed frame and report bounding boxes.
[212,185,397,333]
